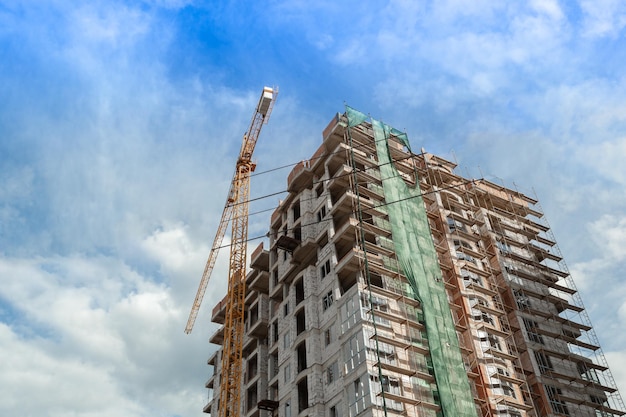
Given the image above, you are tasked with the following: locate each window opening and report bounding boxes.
[297,341,307,372]
[320,259,332,279]
[293,201,301,221]
[546,385,569,416]
[295,279,305,304]
[298,378,309,413]
[296,309,306,335]
[523,318,544,344]
[323,291,334,311]
[534,351,553,374]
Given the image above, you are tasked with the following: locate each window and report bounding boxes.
[457,251,477,264]
[324,327,332,346]
[474,311,495,326]
[590,395,607,406]
[578,361,600,383]
[495,405,522,417]
[454,239,473,250]
[349,375,368,417]
[320,259,331,279]
[546,385,569,416]
[469,296,496,325]
[272,321,279,343]
[247,384,258,412]
[285,401,291,417]
[326,361,338,384]
[329,404,340,417]
[249,305,259,325]
[461,269,483,287]
[298,378,309,412]
[360,293,388,312]
[496,240,512,254]
[447,217,466,232]
[502,382,516,398]
[469,295,489,307]
[360,293,390,326]
[283,332,291,349]
[514,290,531,310]
[368,272,383,288]
[315,184,323,198]
[295,279,305,305]
[293,201,301,221]
[523,318,544,344]
[323,291,334,311]
[296,309,306,335]
[480,331,502,352]
[270,353,279,379]
[488,334,502,351]
[341,292,360,332]
[344,333,366,373]
[534,351,553,374]
[284,363,292,383]
[297,341,307,372]
[284,301,290,317]
[247,355,258,382]
[562,328,577,339]
[317,205,327,222]
[370,374,403,411]
[366,340,396,366]
[489,367,516,399]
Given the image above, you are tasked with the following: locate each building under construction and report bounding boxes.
[203,108,625,417]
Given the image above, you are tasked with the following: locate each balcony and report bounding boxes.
[211,294,228,324]
[322,112,344,151]
[529,243,562,263]
[249,269,270,293]
[292,236,317,266]
[287,160,313,192]
[250,243,270,271]
[205,374,215,389]
[209,326,224,345]
[203,399,213,414]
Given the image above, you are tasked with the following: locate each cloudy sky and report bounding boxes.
[2,0,626,416]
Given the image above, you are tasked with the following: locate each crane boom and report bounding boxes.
[185,87,277,417]
[184,202,232,334]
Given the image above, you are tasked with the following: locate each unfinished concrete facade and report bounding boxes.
[204,110,625,417]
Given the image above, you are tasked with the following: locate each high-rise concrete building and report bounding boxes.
[204,108,625,417]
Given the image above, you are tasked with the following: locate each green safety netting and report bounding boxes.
[346,106,477,417]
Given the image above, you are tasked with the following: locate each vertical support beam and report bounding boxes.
[218,161,252,417]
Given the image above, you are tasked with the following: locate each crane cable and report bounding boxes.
[209,178,482,251]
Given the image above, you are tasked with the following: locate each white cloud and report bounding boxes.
[530,0,564,21]
[0,322,144,417]
[580,0,626,38]
[0,253,211,417]
[605,351,626,407]
[588,215,626,261]
[583,136,626,186]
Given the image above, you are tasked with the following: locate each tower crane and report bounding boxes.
[185,87,277,417]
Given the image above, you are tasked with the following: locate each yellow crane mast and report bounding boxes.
[185,87,277,417]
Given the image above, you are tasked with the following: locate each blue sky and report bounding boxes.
[2,1,626,416]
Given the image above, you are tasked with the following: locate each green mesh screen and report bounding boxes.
[346,107,477,417]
